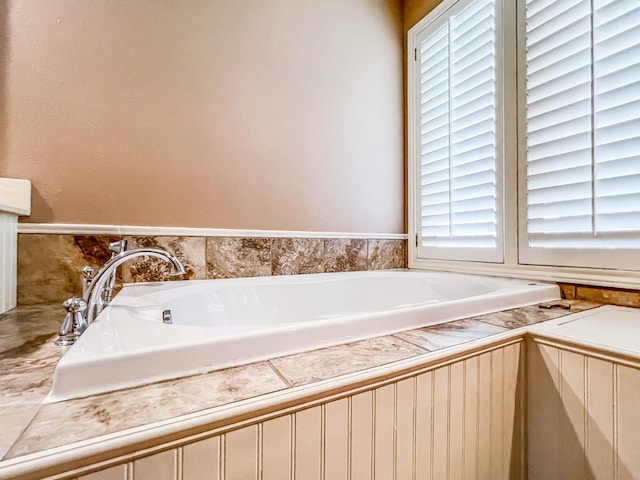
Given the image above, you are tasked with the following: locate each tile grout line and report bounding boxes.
[390,333,434,353]
[266,360,294,388]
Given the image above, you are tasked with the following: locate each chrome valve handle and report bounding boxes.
[55,297,88,346]
[108,240,128,255]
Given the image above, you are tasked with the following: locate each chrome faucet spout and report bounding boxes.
[55,247,186,346]
[84,248,186,325]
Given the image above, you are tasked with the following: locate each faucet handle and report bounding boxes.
[63,297,88,313]
[108,240,128,255]
[55,297,87,346]
[63,297,89,336]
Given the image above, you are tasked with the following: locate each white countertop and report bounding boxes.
[0,178,31,216]
[528,305,640,358]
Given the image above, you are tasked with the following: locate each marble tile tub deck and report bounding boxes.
[0,299,601,466]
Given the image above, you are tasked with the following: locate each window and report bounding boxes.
[409,0,504,263]
[519,0,640,270]
[409,0,640,280]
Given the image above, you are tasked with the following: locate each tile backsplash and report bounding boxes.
[19,233,639,309]
[17,234,406,306]
[558,282,640,308]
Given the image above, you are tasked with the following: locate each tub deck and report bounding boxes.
[0,298,602,479]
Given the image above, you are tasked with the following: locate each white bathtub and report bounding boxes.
[47,271,560,402]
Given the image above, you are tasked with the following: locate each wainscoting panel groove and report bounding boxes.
[395,378,415,480]
[294,407,322,480]
[324,399,349,479]
[616,365,640,478]
[261,415,291,480]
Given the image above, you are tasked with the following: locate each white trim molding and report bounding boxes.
[409,256,640,290]
[0,178,31,313]
[17,223,408,241]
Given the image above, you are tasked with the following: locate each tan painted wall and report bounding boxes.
[1,0,404,233]
[404,0,444,31]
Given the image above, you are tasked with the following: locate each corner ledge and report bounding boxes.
[0,178,31,216]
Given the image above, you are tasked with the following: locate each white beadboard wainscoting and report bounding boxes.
[528,338,640,479]
[527,306,640,479]
[32,339,525,480]
[0,213,18,313]
[0,178,31,313]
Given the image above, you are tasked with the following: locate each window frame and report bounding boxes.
[408,0,507,264]
[407,0,640,289]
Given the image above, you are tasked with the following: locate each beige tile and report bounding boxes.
[576,286,640,308]
[5,362,286,459]
[0,333,62,405]
[324,238,367,273]
[270,335,427,386]
[394,318,508,351]
[122,236,206,282]
[0,404,41,460]
[565,299,602,313]
[367,239,405,270]
[18,234,121,305]
[0,303,60,346]
[558,283,576,300]
[271,238,324,275]
[475,305,569,330]
[206,237,271,279]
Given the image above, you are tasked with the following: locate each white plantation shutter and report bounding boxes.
[416,0,503,262]
[522,0,640,268]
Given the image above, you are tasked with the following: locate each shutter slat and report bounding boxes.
[595,212,640,231]
[527,68,591,107]
[528,216,592,234]
[528,182,592,204]
[528,198,592,220]
[526,131,591,162]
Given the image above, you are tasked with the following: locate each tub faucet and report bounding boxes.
[55,248,186,345]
